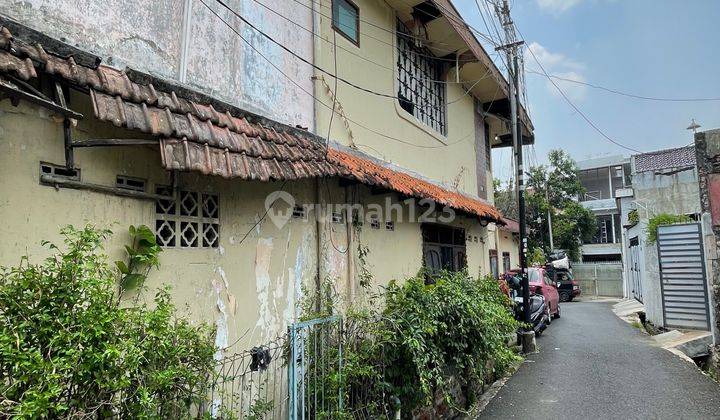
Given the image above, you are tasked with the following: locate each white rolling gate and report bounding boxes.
[657,223,711,330]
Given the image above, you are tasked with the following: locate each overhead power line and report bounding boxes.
[198,0,477,149]
[287,0,496,58]
[249,0,487,82]
[515,27,642,154]
[526,69,720,102]
[214,0,492,112]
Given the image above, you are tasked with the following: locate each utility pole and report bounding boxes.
[496,0,534,353]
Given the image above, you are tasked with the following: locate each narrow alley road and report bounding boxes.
[481,301,720,419]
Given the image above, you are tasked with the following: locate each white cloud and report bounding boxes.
[525,42,587,101]
[536,0,583,14]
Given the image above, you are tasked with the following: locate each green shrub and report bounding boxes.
[646,213,692,244]
[309,271,520,417]
[0,225,216,418]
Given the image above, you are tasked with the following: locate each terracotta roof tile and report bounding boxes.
[327,149,503,222]
[0,22,503,223]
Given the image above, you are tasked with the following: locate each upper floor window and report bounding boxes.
[332,0,359,46]
[396,19,447,135]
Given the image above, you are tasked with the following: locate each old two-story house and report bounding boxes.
[0,0,531,358]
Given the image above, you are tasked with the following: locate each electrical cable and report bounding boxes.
[199,0,480,149]
[286,0,491,60]
[516,26,643,154]
[526,69,720,102]
[216,0,491,113]
[249,0,489,81]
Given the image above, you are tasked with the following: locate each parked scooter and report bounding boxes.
[505,273,549,336]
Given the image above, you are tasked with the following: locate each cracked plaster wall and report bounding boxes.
[0,0,314,129]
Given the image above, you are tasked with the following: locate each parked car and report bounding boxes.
[528,267,561,321]
[555,270,581,302]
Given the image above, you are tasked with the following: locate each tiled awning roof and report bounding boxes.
[634,145,697,173]
[328,149,503,222]
[0,21,503,223]
[500,218,519,233]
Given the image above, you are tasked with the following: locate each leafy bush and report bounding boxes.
[646,213,692,244]
[0,225,216,418]
[309,271,520,417]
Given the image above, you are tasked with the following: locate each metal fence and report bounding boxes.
[573,262,624,297]
[200,316,345,419]
[203,335,289,419]
[288,316,344,420]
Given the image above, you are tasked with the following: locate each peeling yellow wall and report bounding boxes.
[0,99,318,354]
[1,94,493,355]
[312,0,483,197]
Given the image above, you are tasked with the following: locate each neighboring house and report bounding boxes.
[489,217,520,278]
[576,155,632,262]
[623,145,710,331]
[0,0,531,361]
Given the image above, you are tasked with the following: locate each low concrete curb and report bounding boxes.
[612,299,712,360]
[470,360,522,418]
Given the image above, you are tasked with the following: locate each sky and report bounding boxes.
[455,0,720,181]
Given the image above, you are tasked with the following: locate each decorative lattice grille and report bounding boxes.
[155,187,219,248]
[396,19,447,135]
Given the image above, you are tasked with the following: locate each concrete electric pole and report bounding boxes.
[495,0,534,352]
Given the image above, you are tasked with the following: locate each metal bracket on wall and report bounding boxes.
[70,138,159,148]
[0,77,83,120]
[40,171,177,202]
[53,81,74,169]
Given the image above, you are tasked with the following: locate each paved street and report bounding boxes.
[481,302,720,419]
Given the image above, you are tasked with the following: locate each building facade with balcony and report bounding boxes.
[576,155,632,262]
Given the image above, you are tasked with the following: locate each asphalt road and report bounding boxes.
[480,301,720,419]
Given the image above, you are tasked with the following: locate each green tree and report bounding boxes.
[493,178,517,220]
[524,150,596,261]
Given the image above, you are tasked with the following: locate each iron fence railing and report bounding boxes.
[202,335,289,419]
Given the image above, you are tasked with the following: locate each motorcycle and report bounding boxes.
[505,273,549,337]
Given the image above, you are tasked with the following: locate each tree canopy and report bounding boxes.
[494,149,596,261]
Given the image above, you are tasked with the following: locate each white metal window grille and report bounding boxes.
[396,19,446,135]
[155,187,219,248]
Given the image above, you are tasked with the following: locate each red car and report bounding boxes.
[528,267,561,321]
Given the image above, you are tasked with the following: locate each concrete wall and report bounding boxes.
[695,129,720,343]
[0,0,315,129]
[632,168,701,218]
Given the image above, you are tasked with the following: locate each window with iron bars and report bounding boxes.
[396,19,447,135]
[155,187,220,248]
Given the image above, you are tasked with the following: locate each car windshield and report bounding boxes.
[528,269,542,283]
[558,272,573,281]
